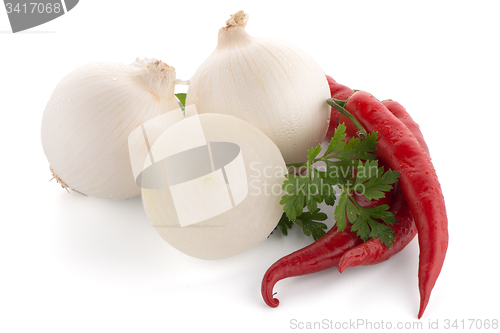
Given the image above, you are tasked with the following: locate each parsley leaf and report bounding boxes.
[322,124,377,162]
[280,174,309,221]
[274,210,328,241]
[351,205,396,248]
[323,124,347,156]
[175,93,187,106]
[276,212,294,236]
[351,204,397,248]
[279,119,400,246]
[334,191,360,231]
[294,209,328,241]
[307,144,323,161]
[354,160,400,200]
[334,159,399,247]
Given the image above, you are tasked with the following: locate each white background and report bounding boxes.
[1,1,499,332]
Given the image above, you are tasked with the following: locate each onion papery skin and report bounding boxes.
[186,11,331,164]
[41,60,180,199]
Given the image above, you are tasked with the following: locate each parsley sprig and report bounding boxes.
[278,123,400,247]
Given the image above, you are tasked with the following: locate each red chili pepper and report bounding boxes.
[261,223,363,308]
[343,91,448,319]
[338,184,416,271]
[261,190,391,308]
[382,100,431,157]
[338,99,430,272]
[325,75,357,139]
[325,75,353,100]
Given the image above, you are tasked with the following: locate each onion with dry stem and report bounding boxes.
[186,10,331,164]
[41,59,187,199]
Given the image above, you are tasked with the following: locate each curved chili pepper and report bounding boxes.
[338,99,430,272]
[325,75,353,101]
[261,191,392,308]
[325,75,357,139]
[343,91,448,319]
[338,184,416,271]
[382,100,431,157]
[261,223,362,308]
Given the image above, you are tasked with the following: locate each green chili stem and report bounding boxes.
[330,98,347,108]
[326,98,368,139]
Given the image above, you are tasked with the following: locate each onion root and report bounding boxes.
[49,166,86,196]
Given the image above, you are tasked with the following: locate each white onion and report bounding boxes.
[186,11,331,164]
[41,59,185,199]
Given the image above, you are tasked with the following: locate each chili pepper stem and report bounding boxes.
[330,98,347,108]
[327,98,368,139]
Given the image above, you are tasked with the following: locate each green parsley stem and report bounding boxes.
[326,98,368,140]
[349,194,363,210]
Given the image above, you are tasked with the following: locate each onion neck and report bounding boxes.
[217,10,252,47]
[133,58,188,100]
